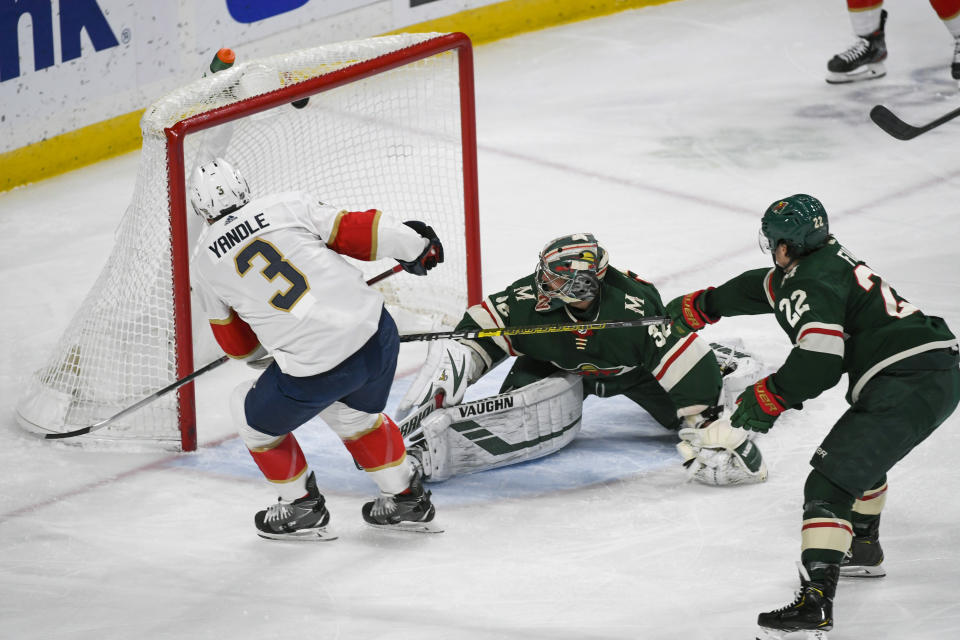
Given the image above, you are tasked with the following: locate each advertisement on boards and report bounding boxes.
[190,0,380,51]
[0,0,384,152]
[391,0,501,26]
[0,0,178,151]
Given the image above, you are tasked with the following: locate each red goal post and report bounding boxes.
[18,33,482,451]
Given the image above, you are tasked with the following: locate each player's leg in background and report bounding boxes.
[930,0,960,83]
[826,1,888,84]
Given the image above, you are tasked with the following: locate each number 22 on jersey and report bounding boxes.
[235,238,310,311]
[853,264,918,319]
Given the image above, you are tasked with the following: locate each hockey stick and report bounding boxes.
[45,355,231,439]
[869,104,960,141]
[46,265,403,440]
[394,315,670,442]
[398,315,670,342]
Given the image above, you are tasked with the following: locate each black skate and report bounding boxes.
[840,519,885,578]
[361,449,442,533]
[826,10,887,84]
[756,563,838,640]
[254,471,337,541]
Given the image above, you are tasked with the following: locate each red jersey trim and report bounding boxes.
[327,209,381,261]
[209,309,260,358]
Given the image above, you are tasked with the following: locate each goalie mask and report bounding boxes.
[535,233,609,312]
[189,158,251,222]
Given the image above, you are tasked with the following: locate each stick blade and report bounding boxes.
[45,426,92,439]
[869,105,920,141]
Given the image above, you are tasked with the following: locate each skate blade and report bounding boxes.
[257,526,339,542]
[365,520,444,534]
[839,564,886,578]
[756,627,829,640]
[826,63,886,84]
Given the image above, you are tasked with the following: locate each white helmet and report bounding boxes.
[189,158,250,222]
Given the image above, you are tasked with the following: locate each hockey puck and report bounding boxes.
[291,97,310,109]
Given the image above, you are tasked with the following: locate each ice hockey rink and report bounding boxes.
[2,0,959,638]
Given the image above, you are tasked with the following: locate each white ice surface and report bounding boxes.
[2,0,959,638]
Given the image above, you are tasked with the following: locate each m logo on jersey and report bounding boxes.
[513,285,535,301]
[624,294,645,315]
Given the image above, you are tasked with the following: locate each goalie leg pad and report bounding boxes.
[677,416,768,486]
[416,373,584,481]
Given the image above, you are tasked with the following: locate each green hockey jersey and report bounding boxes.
[704,238,957,405]
[457,267,722,413]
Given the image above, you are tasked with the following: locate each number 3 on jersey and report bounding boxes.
[235,239,310,311]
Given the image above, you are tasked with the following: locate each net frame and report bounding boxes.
[18,33,481,451]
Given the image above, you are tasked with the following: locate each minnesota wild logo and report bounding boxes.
[566,362,634,377]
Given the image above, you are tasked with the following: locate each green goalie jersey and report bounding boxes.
[457,267,722,416]
[704,238,957,405]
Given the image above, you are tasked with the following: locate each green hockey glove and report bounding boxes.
[731,376,787,433]
[665,288,718,336]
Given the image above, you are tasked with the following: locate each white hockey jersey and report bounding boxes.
[191,191,426,376]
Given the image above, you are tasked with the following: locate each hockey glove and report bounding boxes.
[730,376,786,433]
[396,339,486,420]
[398,220,444,276]
[665,288,719,336]
[676,416,768,486]
[243,344,274,370]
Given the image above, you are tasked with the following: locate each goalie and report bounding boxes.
[396,233,768,486]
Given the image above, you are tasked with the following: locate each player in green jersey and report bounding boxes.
[666,194,960,639]
[396,233,769,487]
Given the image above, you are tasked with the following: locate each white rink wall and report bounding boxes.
[0,0,503,153]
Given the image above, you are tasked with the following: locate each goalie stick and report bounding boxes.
[398,315,669,343]
[870,104,960,140]
[45,265,403,440]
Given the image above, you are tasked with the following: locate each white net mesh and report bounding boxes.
[17,34,477,449]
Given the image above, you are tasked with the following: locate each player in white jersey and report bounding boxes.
[189,158,444,539]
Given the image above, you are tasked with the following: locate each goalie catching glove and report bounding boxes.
[675,413,768,486]
[396,339,489,420]
[398,220,444,276]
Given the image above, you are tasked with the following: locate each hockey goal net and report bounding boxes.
[17,33,481,451]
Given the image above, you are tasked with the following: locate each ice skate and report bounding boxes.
[826,10,887,84]
[254,472,337,541]
[361,448,443,533]
[840,520,885,577]
[756,563,837,640]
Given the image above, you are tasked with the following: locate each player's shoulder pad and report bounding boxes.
[606,267,664,301]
